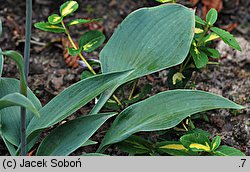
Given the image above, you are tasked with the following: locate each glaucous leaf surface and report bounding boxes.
[98,90,244,151]
[0,93,39,117]
[26,71,132,140]
[0,78,42,147]
[92,4,195,114]
[36,113,116,156]
[100,4,195,82]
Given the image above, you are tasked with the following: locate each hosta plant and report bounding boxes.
[0,1,245,156]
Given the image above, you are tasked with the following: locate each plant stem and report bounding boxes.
[197,25,209,46]
[128,79,138,100]
[180,54,191,73]
[20,0,32,156]
[180,25,210,73]
[61,21,123,107]
[61,21,96,75]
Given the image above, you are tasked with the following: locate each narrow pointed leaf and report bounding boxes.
[203,48,221,59]
[195,15,206,25]
[34,22,65,33]
[36,113,116,156]
[211,136,221,151]
[98,90,244,152]
[81,140,98,147]
[60,1,79,17]
[0,78,42,147]
[0,93,39,117]
[203,33,219,43]
[0,51,26,87]
[1,136,17,156]
[214,146,245,156]
[211,27,241,51]
[79,30,105,53]
[156,141,197,156]
[26,70,132,138]
[67,18,102,27]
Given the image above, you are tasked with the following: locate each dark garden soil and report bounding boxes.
[0,0,249,156]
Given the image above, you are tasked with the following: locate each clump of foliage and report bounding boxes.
[0,1,246,156]
[117,129,244,156]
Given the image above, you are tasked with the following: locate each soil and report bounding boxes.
[0,0,249,156]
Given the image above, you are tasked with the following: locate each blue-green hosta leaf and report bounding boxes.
[211,27,241,51]
[214,146,245,156]
[0,93,39,117]
[92,4,195,114]
[48,14,63,24]
[67,18,102,27]
[101,4,194,81]
[206,8,218,26]
[98,90,244,152]
[78,30,105,53]
[0,51,26,88]
[36,113,116,156]
[60,1,79,17]
[26,70,132,141]
[0,78,42,147]
[34,22,65,33]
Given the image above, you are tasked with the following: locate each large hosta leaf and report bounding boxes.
[0,93,39,117]
[0,78,42,147]
[92,4,195,114]
[98,90,244,152]
[101,4,194,81]
[36,113,116,156]
[26,71,131,142]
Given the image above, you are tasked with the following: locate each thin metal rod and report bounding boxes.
[21,0,32,156]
